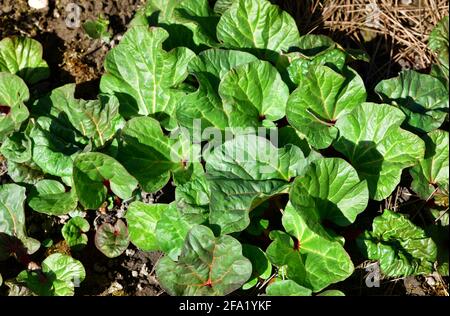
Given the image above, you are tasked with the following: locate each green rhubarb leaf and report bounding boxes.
[82,16,111,43]
[176,48,257,133]
[143,0,219,52]
[156,203,196,260]
[242,244,272,290]
[73,152,138,210]
[156,225,252,295]
[29,114,86,178]
[213,0,236,14]
[286,65,366,149]
[118,116,197,193]
[375,70,448,133]
[62,217,90,250]
[410,130,449,200]
[219,59,290,130]
[0,73,29,141]
[357,210,437,277]
[266,280,312,296]
[0,184,40,256]
[28,180,78,216]
[205,134,307,234]
[429,16,449,82]
[35,84,124,148]
[291,157,368,226]
[334,102,425,200]
[17,253,85,296]
[216,0,300,60]
[95,219,129,258]
[297,34,336,56]
[175,175,210,223]
[287,49,347,86]
[6,161,44,185]
[125,201,166,251]
[100,26,195,118]
[317,290,345,296]
[266,202,354,292]
[0,37,49,84]
[0,130,32,164]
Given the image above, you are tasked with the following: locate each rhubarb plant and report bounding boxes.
[0,0,448,297]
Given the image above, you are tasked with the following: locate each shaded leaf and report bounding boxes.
[73,153,138,210]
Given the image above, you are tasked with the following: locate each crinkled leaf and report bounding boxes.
[266,280,312,296]
[175,176,210,223]
[156,225,252,295]
[357,210,437,277]
[287,49,347,86]
[410,130,449,200]
[126,201,165,251]
[297,34,336,56]
[0,130,32,164]
[73,152,138,210]
[266,202,354,292]
[62,217,89,250]
[28,180,78,216]
[17,253,85,296]
[176,48,257,132]
[205,134,307,234]
[429,16,449,80]
[213,0,236,14]
[30,116,85,178]
[216,0,300,60]
[156,203,196,260]
[0,184,40,256]
[95,219,129,258]
[100,26,195,118]
[0,73,29,141]
[0,37,49,84]
[375,70,448,133]
[219,60,289,130]
[287,65,366,149]
[291,158,368,226]
[334,102,425,200]
[118,116,196,193]
[6,161,44,185]
[37,84,124,148]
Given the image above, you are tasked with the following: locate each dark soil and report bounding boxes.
[0,0,146,97]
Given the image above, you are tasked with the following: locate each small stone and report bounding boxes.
[28,0,48,10]
[125,249,135,257]
[426,276,437,287]
[131,271,138,278]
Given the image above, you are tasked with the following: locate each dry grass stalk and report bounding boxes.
[320,0,449,70]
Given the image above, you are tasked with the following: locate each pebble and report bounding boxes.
[28,0,48,10]
[131,271,138,278]
[125,249,136,257]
